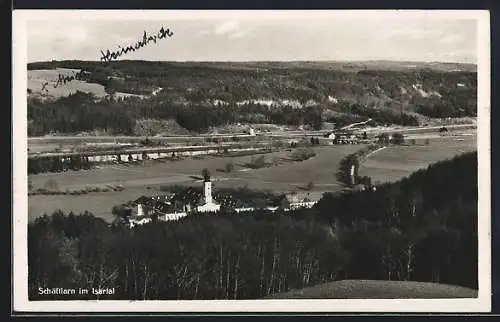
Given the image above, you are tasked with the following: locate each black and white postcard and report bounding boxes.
[12,10,491,313]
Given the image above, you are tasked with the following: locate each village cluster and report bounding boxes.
[128,178,317,228]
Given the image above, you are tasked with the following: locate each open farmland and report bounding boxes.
[359,135,477,184]
[28,144,363,222]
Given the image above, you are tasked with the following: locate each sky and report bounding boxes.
[24,11,480,64]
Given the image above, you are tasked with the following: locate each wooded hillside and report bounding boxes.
[27,61,476,135]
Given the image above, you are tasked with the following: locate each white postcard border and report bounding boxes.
[12,9,491,313]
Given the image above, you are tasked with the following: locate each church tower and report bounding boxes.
[197,172,220,213]
[204,179,213,204]
[137,204,145,216]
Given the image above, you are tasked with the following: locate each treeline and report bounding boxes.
[336,144,386,187]
[28,92,325,135]
[29,210,346,300]
[28,152,478,300]
[335,102,419,126]
[28,92,135,135]
[336,134,408,187]
[28,155,92,174]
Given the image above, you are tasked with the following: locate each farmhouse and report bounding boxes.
[324,131,360,144]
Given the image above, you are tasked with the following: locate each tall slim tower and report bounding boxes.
[137,204,145,216]
[204,180,213,204]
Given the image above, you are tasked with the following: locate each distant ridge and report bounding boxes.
[27,60,477,72]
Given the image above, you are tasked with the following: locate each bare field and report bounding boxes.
[359,136,477,184]
[28,145,363,222]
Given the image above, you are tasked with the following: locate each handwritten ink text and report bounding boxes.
[40,70,89,94]
[100,26,173,63]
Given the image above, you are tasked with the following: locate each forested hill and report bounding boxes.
[27,60,476,135]
[28,151,477,300]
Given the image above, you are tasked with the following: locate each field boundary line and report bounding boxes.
[362,146,387,163]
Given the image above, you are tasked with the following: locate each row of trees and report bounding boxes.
[28,155,92,174]
[28,92,135,136]
[336,102,419,126]
[336,134,406,187]
[28,151,478,299]
[336,144,387,187]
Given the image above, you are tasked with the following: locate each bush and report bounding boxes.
[272,140,285,149]
[225,162,235,173]
[391,133,405,145]
[245,155,267,169]
[291,148,316,162]
[357,175,372,186]
[378,133,390,144]
[202,168,211,181]
[43,179,59,191]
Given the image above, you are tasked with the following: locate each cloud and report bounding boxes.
[377,27,447,41]
[196,20,250,40]
[214,20,240,36]
[229,30,247,40]
[197,29,210,36]
[66,26,90,43]
[439,34,463,44]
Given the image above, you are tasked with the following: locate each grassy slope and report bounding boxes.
[264,280,478,299]
[28,69,107,99]
[27,68,146,100]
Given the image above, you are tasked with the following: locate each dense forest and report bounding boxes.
[27,61,476,135]
[28,151,478,300]
[27,92,326,135]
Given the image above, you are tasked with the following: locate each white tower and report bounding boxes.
[204,180,213,204]
[137,204,145,216]
[197,178,220,213]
